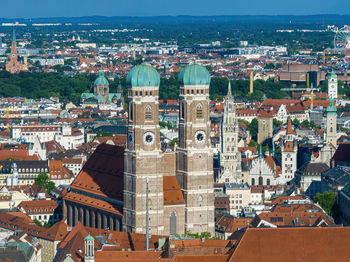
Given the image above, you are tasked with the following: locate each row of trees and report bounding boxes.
[0,71,296,104]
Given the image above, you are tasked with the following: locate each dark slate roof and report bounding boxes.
[341,183,350,198]
[322,167,350,187]
[0,160,48,174]
[89,125,127,135]
[332,143,350,162]
[300,162,329,176]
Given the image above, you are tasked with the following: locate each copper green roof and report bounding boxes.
[84,234,94,241]
[178,63,210,86]
[94,70,109,86]
[329,71,337,79]
[327,98,337,115]
[126,64,160,87]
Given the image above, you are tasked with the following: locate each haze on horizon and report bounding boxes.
[1,0,350,19]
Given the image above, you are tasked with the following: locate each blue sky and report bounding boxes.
[1,0,350,18]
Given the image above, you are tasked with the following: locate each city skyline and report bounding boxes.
[0,0,350,18]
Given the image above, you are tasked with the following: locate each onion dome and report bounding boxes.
[126,64,160,87]
[329,71,337,79]
[327,98,337,115]
[178,63,210,86]
[94,70,109,86]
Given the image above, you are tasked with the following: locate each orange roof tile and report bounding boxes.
[163,176,185,205]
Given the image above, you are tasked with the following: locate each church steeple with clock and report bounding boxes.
[176,63,215,235]
[123,64,164,235]
[281,118,297,184]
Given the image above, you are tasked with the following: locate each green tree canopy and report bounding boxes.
[34,173,55,194]
[314,191,336,216]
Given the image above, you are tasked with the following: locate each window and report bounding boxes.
[170,211,177,235]
[129,103,133,121]
[145,105,152,121]
[251,178,255,186]
[196,103,203,119]
[181,102,185,119]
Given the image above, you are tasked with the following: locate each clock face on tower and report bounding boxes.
[143,132,155,145]
[195,130,206,144]
[128,133,133,143]
[287,153,291,158]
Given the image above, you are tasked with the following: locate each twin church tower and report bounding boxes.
[123,64,214,236]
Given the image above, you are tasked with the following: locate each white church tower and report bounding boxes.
[6,163,19,187]
[218,81,242,183]
[328,71,338,100]
[281,118,297,184]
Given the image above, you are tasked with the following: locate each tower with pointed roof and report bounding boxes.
[281,118,297,184]
[328,71,338,99]
[218,81,242,183]
[6,28,24,74]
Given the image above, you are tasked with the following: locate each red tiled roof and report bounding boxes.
[229,227,349,262]
[18,200,58,215]
[163,176,185,205]
[70,144,124,201]
[64,191,122,215]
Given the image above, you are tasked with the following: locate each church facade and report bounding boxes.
[123,63,214,236]
[80,70,123,107]
[64,63,214,237]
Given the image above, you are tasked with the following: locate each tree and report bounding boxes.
[34,173,55,194]
[248,118,259,141]
[273,119,283,128]
[292,118,300,126]
[314,191,336,216]
[169,137,178,147]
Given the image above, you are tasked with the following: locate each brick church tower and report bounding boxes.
[6,29,24,74]
[176,64,215,235]
[123,64,164,235]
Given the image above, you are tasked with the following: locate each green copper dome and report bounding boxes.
[127,64,160,87]
[94,70,109,86]
[178,64,210,86]
[329,71,337,79]
[327,98,337,115]
[84,234,94,241]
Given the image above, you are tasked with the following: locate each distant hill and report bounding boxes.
[0,14,350,24]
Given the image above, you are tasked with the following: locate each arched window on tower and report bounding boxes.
[145,105,152,121]
[170,211,177,235]
[267,179,270,186]
[129,103,133,121]
[196,103,203,119]
[181,102,185,119]
[251,178,255,186]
